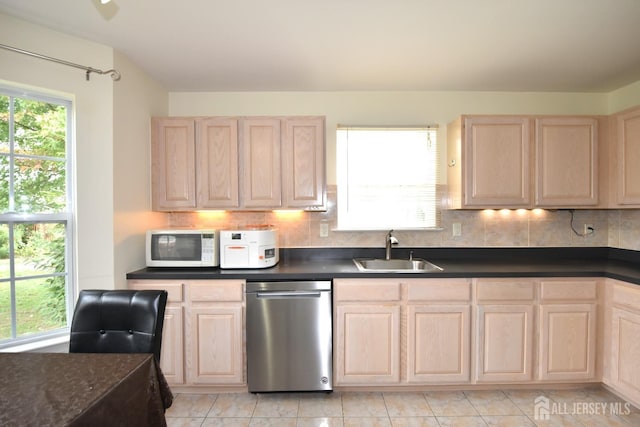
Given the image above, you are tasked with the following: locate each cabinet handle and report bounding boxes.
[256,291,321,299]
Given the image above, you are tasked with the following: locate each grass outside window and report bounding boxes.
[0,258,66,339]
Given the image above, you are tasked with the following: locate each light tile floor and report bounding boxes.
[165,387,640,427]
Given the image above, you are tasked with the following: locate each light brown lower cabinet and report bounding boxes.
[538,279,597,382]
[406,278,472,383]
[125,275,640,395]
[407,305,471,383]
[335,277,600,388]
[474,278,598,384]
[335,304,401,384]
[609,307,640,401]
[476,304,535,382]
[127,280,185,384]
[539,304,597,381]
[334,278,472,386]
[187,305,243,385]
[475,278,536,383]
[160,305,185,384]
[334,279,401,385]
[605,280,640,406]
[128,279,246,388]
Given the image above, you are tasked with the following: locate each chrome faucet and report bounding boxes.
[385,230,399,260]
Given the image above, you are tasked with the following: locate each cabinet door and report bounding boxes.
[160,306,185,384]
[127,280,186,385]
[476,304,534,382]
[463,116,531,207]
[616,107,640,205]
[610,307,640,403]
[407,305,470,383]
[282,117,325,208]
[151,118,196,210]
[196,118,239,208]
[535,117,598,206]
[539,304,596,381]
[241,118,282,208]
[335,304,400,384]
[188,305,244,385]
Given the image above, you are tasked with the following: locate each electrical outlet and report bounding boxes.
[452,222,462,237]
[584,224,594,235]
[319,223,329,238]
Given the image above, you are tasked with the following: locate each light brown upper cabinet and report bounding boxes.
[282,118,326,208]
[608,106,640,207]
[152,116,326,211]
[197,118,240,209]
[448,116,531,208]
[535,117,598,207]
[152,118,197,210]
[447,115,601,209]
[153,117,238,211]
[240,118,282,208]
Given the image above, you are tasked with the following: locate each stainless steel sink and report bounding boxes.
[353,258,443,273]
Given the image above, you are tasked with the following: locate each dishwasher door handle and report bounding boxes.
[256,291,322,298]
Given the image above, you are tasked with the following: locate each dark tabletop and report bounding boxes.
[0,352,172,427]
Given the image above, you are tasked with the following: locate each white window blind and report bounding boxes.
[336,126,441,230]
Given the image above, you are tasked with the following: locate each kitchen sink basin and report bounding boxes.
[353,258,443,273]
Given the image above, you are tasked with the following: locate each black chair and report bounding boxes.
[69,290,168,362]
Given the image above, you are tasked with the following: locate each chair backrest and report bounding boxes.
[69,290,168,362]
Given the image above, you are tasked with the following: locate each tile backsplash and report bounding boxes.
[169,186,640,251]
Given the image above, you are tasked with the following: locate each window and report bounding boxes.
[337,126,440,230]
[0,86,74,347]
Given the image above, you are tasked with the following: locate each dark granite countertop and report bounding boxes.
[126,247,640,285]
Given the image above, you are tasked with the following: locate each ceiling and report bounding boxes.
[2,0,640,92]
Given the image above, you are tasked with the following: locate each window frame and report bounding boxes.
[0,85,75,348]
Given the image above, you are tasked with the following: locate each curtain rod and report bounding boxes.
[0,43,121,82]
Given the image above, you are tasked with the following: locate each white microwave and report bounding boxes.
[146,229,219,267]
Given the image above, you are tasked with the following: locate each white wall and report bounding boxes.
[112,52,168,288]
[0,13,116,293]
[608,80,640,114]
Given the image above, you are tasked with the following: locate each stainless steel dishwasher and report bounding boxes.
[246,281,332,392]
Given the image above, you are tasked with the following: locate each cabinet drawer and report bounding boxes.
[128,280,184,303]
[406,279,471,302]
[334,279,401,302]
[189,280,244,302]
[612,284,640,311]
[540,279,597,302]
[476,279,536,302]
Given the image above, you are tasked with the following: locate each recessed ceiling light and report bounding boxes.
[100,0,111,4]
